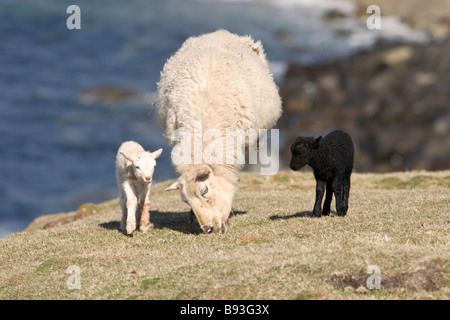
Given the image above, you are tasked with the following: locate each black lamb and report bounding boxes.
[289,130,354,217]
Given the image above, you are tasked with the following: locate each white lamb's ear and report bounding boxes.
[120,150,135,162]
[150,148,163,159]
[165,180,180,191]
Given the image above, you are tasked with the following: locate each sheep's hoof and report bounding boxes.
[126,224,136,235]
[220,222,228,234]
[121,228,133,236]
[139,223,154,232]
[311,210,322,218]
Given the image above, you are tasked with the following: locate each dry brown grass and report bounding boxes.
[0,170,449,299]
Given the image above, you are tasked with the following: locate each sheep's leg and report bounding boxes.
[333,175,346,216]
[126,198,138,234]
[139,201,151,232]
[322,179,333,216]
[120,196,127,233]
[312,179,325,217]
[222,210,235,228]
[135,201,141,230]
[122,182,137,234]
[139,187,153,232]
[124,199,137,234]
[342,174,351,215]
[227,209,235,224]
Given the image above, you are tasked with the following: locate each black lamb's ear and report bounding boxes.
[312,136,322,149]
[291,137,300,151]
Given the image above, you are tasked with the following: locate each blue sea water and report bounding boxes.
[0,0,428,238]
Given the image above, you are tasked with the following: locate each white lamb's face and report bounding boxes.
[132,153,156,184]
[174,165,236,234]
[121,148,163,184]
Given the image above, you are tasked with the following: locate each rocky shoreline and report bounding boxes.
[278,0,450,172]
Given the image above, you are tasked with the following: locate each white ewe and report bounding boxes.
[116,141,162,234]
[156,30,282,233]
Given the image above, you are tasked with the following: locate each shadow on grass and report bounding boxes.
[151,210,202,235]
[151,210,247,234]
[99,221,121,231]
[99,209,247,235]
[230,210,247,217]
[270,211,341,220]
[269,211,312,220]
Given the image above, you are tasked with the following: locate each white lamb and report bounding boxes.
[116,141,162,234]
[156,29,282,233]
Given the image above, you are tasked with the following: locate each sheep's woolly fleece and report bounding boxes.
[156,29,282,172]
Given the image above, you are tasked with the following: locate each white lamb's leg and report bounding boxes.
[139,185,152,232]
[122,182,137,234]
[119,195,127,233]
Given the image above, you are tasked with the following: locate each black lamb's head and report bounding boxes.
[289,136,322,171]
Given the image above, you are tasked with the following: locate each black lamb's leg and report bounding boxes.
[342,173,351,216]
[333,175,346,216]
[322,179,333,216]
[313,179,325,217]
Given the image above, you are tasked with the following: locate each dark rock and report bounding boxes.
[75,203,99,220]
[275,29,292,44]
[322,9,348,22]
[26,203,100,231]
[278,38,450,172]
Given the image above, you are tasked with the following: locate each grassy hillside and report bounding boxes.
[0,170,449,300]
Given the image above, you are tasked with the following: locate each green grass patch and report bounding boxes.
[272,173,290,183]
[294,291,323,300]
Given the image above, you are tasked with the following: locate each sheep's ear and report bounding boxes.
[312,136,322,149]
[150,148,163,159]
[165,180,180,191]
[120,150,135,162]
[196,165,212,182]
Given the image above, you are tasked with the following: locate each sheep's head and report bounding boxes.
[289,136,322,171]
[166,165,238,234]
[121,148,163,184]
